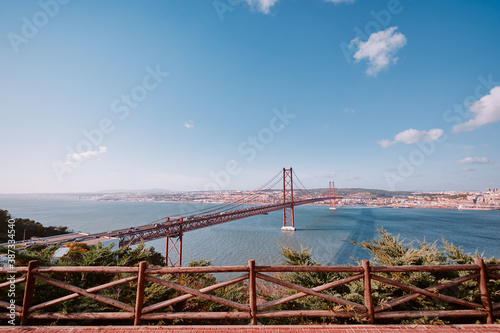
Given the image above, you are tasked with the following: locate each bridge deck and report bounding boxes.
[114,196,337,247]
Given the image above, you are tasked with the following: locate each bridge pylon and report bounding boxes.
[281,167,295,231]
[165,221,182,267]
[329,181,336,210]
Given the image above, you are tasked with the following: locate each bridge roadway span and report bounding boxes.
[86,197,335,247]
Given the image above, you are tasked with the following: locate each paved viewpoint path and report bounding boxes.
[1,326,500,333]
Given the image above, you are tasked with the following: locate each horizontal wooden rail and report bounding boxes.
[371,264,479,273]
[0,259,498,326]
[33,266,140,274]
[487,265,500,271]
[147,265,249,274]
[255,265,364,273]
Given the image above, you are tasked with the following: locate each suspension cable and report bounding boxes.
[165,170,283,217]
[140,169,320,226]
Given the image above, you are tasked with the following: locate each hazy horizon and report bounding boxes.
[0,185,491,196]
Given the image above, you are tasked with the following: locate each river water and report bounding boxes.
[1,194,499,266]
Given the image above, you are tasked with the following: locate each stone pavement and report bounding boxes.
[1,326,500,333]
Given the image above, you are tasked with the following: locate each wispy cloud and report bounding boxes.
[245,0,279,14]
[63,146,107,168]
[453,86,500,132]
[350,26,407,77]
[184,121,194,129]
[245,0,354,14]
[347,174,361,181]
[378,128,444,148]
[457,157,495,164]
[343,107,355,113]
[315,171,337,179]
[461,167,475,172]
[378,139,396,148]
[324,0,356,4]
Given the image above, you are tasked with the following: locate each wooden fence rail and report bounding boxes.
[1,259,499,325]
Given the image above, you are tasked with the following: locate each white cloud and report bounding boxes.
[245,0,279,14]
[453,86,500,132]
[394,128,443,144]
[184,121,194,129]
[347,175,361,181]
[457,157,494,165]
[377,139,396,148]
[461,167,475,172]
[378,128,444,147]
[350,26,407,77]
[63,146,107,168]
[343,108,356,113]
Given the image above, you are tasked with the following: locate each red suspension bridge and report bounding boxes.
[86,168,340,267]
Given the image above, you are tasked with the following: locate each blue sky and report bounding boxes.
[1,0,499,193]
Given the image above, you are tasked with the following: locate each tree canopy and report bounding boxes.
[0,209,72,243]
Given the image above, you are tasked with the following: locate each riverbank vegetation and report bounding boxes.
[0,209,72,243]
[1,228,498,325]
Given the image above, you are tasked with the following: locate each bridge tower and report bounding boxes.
[165,219,183,267]
[281,167,295,231]
[329,181,336,210]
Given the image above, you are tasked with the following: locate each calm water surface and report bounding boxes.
[1,194,499,266]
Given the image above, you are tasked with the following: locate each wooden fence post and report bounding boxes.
[20,260,38,326]
[248,259,257,325]
[362,260,374,324]
[134,261,148,326]
[474,258,493,324]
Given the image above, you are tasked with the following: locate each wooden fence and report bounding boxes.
[1,259,499,325]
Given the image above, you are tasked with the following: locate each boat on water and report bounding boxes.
[457,204,498,211]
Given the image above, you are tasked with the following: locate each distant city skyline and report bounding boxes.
[1,0,499,194]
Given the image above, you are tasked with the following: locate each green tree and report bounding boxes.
[0,209,72,243]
